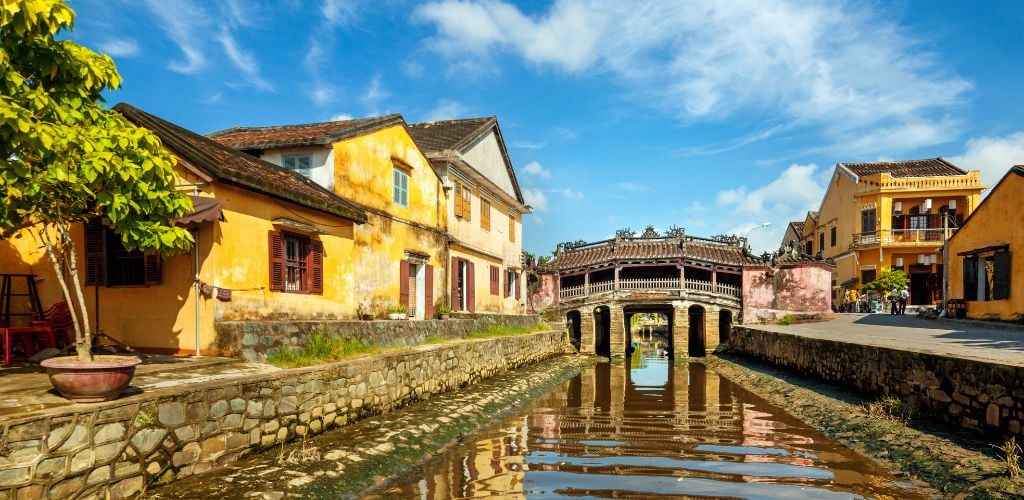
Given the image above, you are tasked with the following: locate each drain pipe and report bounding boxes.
[193,226,200,358]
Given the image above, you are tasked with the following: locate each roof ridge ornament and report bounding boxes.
[640,225,660,239]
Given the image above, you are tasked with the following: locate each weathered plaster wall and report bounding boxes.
[258,145,334,191]
[948,170,1024,321]
[730,326,1024,437]
[742,263,834,324]
[461,130,517,199]
[217,314,542,362]
[0,331,573,499]
[529,273,558,312]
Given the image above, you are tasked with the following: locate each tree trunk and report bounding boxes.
[58,223,93,361]
[37,226,87,360]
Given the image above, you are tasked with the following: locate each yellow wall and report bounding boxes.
[948,170,1024,320]
[330,125,448,317]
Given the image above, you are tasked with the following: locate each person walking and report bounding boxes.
[889,287,899,315]
[850,288,859,313]
[899,286,910,315]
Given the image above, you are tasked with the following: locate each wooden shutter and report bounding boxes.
[144,254,162,286]
[490,265,499,295]
[453,183,463,218]
[399,260,410,310]
[451,257,461,310]
[84,219,107,286]
[424,264,434,319]
[309,239,324,294]
[481,199,491,230]
[993,251,1011,300]
[963,256,978,301]
[268,231,285,291]
[504,271,510,298]
[514,272,521,300]
[508,213,515,242]
[466,261,475,312]
[463,188,472,222]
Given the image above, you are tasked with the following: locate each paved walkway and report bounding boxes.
[750,314,1024,367]
[0,356,279,420]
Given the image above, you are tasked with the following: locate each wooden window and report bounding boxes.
[861,209,877,234]
[269,231,323,294]
[480,198,491,231]
[993,251,1011,300]
[490,265,499,295]
[830,227,836,247]
[508,210,516,243]
[963,256,978,301]
[450,257,474,311]
[453,179,471,221]
[84,219,161,287]
[505,270,517,297]
[282,155,312,176]
[392,167,409,207]
[861,269,876,285]
[818,232,824,252]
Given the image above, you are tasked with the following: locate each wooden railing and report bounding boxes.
[852,228,955,248]
[856,171,981,194]
[558,277,742,299]
[590,280,614,293]
[560,284,586,299]
[620,277,681,290]
[686,279,713,292]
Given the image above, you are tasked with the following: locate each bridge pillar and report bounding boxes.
[579,308,596,354]
[705,305,721,352]
[609,305,626,357]
[672,304,689,359]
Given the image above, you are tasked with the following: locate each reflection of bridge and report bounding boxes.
[539,228,758,358]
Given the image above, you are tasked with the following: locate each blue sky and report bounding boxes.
[71,0,1024,255]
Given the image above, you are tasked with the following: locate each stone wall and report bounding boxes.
[0,331,572,499]
[730,326,1023,437]
[216,314,542,362]
[742,262,835,324]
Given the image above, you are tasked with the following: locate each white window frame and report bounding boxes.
[393,167,409,207]
[282,155,313,174]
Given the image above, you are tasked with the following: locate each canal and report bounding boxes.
[367,344,927,499]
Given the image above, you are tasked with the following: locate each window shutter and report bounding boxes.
[399,260,410,310]
[963,257,978,301]
[453,184,463,218]
[515,272,521,300]
[451,257,460,310]
[424,264,434,318]
[504,272,510,298]
[268,231,285,291]
[464,189,472,222]
[508,213,515,242]
[309,239,324,294]
[481,200,490,230]
[84,219,107,286]
[993,251,1011,300]
[490,265,499,295]
[144,254,162,286]
[466,261,475,312]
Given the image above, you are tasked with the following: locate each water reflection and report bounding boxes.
[371,343,925,499]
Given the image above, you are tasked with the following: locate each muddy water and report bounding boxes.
[371,346,928,499]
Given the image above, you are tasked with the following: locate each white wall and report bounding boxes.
[461,130,517,200]
[259,146,335,191]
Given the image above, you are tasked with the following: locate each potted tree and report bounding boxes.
[387,305,408,320]
[0,1,193,402]
[436,305,452,320]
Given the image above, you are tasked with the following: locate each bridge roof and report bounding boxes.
[550,236,762,271]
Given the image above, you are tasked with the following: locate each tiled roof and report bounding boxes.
[208,114,405,150]
[114,103,367,223]
[788,221,805,234]
[406,117,493,153]
[840,158,966,178]
[550,237,760,271]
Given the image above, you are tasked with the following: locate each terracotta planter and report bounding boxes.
[40,355,142,403]
[388,313,407,320]
[439,314,451,320]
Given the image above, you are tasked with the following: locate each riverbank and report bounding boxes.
[148,354,598,498]
[701,354,1022,498]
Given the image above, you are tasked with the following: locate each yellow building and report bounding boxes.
[802,158,984,307]
[407,117,531,314]
[0,104,369,355]
[210,115,449,319]
[948,165,1023,321]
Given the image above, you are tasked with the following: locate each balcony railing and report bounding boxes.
[855,171,981,194]
[558,278,742,299]
[852,228,955,247]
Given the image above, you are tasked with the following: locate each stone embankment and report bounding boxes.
[730,326,1024,438]
[216,313,541,361]
[0,330,572,499]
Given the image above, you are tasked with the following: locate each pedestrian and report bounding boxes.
[851,288,859,313]
[899,286,910,315]
[889,287,899,315]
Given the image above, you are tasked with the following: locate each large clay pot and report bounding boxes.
[40,355,142,403]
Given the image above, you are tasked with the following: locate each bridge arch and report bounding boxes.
[624,304,675,359]
[566,310,582,350]
[718,309,734,346]
[688,305,706,357]
[593,306,611,357]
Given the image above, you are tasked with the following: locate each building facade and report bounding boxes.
[948,165,1023,321]
[407,117,531,315]
[801,158,984,307]
[210,116,449,320]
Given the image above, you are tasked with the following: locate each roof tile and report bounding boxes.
[840,158,966,178]
[208,114,405,150]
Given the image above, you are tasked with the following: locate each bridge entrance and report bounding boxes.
[624,305,675,359]
[565,310,582,351]
[688,305,706,357]
[593,306,611,357]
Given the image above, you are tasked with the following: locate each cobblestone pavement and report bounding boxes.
[148,355,596,499]
[752,313,1024,367]
[0,356,278,419]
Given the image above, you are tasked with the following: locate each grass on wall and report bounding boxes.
[466,323,548,340]
[267,333,385,368]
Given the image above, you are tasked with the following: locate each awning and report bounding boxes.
[957,243,1009,257]
[175,195,224,226]
[272,217,328,235]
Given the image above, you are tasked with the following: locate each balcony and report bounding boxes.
[559,278,742,300]
[852,228,956,248]
[855,171,982,195]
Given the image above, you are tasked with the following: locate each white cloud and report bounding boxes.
[145,0,209,74]
[615,181,650,193]
[713,164,826,252]
[309,83,337,106]
[549,187,584,200]
[97,38,140,58]
[424,99,471,121]
[510,140,545,150]
[216,30,273,91]
[361,75,389,114]
[322,0,360,25]
[948,132,1024,189]
[522,161,551,179]
[330,112,354,121]
[523,188,548,211]
[416,0,970,155]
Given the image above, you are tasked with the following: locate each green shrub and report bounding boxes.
[777,314,795,326]
[386,304,407,314]
[436,305,452,315]
[266,332,381,368]
[866,396,915,424]
[466,322,547,339]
